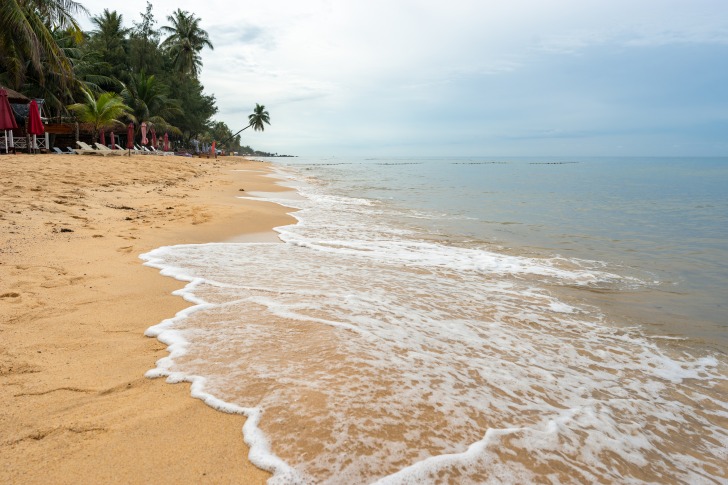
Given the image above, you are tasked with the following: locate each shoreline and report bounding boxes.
[1,153,295,484]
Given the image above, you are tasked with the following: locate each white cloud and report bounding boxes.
[79,0,728,155]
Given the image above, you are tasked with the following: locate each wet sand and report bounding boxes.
[0,153,295,484]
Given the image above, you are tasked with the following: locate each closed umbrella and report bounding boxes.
[163,132,169,152]
[27,99,44,153]
[110,131,115,149]
[0,88,18,154]
[126,122,134,155]
[141,122,148,145]
[151,127,157,149]
[211,140,216,158]
[99,129,106,147]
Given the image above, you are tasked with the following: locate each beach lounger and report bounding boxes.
[94,143,124,155]
[148,146,173,156]
[65,147,77,154]
[52,147,67,155]
[73,141,98,155]
[133,144,150,155]
[75,140,113,156]
[118,143,141,155]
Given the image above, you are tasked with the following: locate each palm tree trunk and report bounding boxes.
[220,123,251,145]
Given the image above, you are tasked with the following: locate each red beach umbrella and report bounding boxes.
[110,131,115,148]
[99,129,106,146]
[126,122,134,150]
[163,132,169,151]
[27,99,44,135]
[0,89,18,130]
[27,99,44,153]
[211,140,216,157]
[141,122,148,145]
[151,127,157,148]
[0,88,18,154]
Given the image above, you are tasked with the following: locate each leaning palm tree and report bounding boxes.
[160,9,213,78]
[67,88,132,143]
[248,104,271,132]
[0,0,87,89]
[221,104,271,146]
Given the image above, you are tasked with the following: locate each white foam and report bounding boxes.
[139,166,728,483]
[141,247,302,481]
[245,184,626,287]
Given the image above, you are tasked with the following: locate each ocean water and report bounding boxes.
[142,157,728,484]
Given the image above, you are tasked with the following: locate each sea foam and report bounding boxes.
[141,166,728,484]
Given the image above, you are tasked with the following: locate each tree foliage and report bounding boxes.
[67,87,131,142]
[0,0,87,90]
[1,2,271,153]
[248,103,271,132]
[86,9,130,86]
[160,9,213,78]
[121,71,182,134]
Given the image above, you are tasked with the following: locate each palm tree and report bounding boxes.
[67,87,132,143]
[0,0,87,89]
[248,103,271,132]
[236,103,271,135]
[27,29,118,119]
[87,9,130,85]
[160,9,213,78]
[121,72,181,135]
[220,104,271,146]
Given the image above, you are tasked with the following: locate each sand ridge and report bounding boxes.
[0,153,295,484]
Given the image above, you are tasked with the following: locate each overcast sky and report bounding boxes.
[80,1,728,157]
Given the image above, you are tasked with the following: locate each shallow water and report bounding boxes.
[142,157,728,483]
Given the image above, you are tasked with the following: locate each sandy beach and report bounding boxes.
[0,152,295,484]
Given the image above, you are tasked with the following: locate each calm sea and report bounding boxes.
[142,156,728,484]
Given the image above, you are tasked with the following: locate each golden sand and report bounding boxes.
[0,152,295,484]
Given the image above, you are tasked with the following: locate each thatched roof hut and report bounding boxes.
[0,86,30,103]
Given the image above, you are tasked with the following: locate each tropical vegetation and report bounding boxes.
[160,9,213,78]
[0,1,269,154]
[66,87,131,142]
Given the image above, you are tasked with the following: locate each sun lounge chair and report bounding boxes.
[52,147,67,155]
[73,141,99,155]
[147,146,173,156]
[94,143,124,155]
[75,140,113,156]
[148,146,170,156]
[65,146,77,154]
[118,143,141,154]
